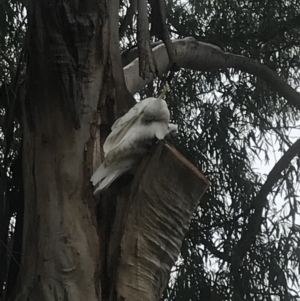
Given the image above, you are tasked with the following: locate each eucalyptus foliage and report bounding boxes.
[130,0,300,299]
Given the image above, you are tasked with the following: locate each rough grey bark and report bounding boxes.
[18,78,101,300]
[15,1,105,300]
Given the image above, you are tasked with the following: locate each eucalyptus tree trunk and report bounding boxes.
[15,1,108,300]
[13,1,209,301]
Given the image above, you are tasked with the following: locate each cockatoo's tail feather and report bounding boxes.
[93,168,127,195]
[90,162,106,186]
[91,157,137,195]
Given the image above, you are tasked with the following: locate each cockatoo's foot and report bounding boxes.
[153,138,167,148]
[155,139,160,144]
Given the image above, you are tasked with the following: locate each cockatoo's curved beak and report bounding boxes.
[165,123,178,139]
[169,131,177,138]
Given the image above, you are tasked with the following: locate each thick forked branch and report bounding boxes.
[124,37,300,111]
[137,0,157,79]
[111,142,210,301]
[122,41,163,67]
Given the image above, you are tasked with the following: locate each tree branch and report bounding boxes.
[109,0,136,118]
[123,37,300,112]
[119,0,137,39]
[199,237,229,261]
[122,41,163,67]
[137,0,157,79]
[224,54,300,110]
[149,0,175,64]
[232,137,300,264]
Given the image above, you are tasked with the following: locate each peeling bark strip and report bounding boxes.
[114,142,210,301]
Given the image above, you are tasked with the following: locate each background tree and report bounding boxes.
[1,0,300,301]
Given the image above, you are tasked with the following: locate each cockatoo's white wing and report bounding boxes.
[105,121,171,164]
[104,96,170,156]
[91,161,107,186]
[103,99,153,155]
[104,84,171,156]
[111,99,152,130]
[104,115,144,162]
[104,120,151,163]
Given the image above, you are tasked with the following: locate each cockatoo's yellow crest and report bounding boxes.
[158,84,170,99]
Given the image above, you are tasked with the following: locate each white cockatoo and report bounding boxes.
[91,85,178,195]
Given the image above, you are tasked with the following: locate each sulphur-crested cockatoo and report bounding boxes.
[91,85,178,195]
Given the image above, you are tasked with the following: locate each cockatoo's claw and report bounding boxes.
[154,137,167,147]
